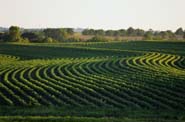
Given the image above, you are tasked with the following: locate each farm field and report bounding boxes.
[0,41,185,122]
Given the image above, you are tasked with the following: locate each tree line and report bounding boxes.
[82,27,185,40]
[0,26,185,43]
[0,26,74,43]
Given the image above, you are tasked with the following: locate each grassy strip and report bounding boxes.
[0,106,185,120]
[0,116,184,122]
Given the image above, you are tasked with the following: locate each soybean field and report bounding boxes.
[0,41,185,121]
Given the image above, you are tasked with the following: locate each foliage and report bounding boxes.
[67,37,84,42]
[65,28,74,35]
[88,36,109,42]
[42,37,54,43]
[43,28,67,42]
[21,32,42,42]
[144,31,153,40]
[127,27,136,36]
[1,26,185,42]
[82,29,95,35]
[82,27,185,41]
[8,26,22,42]
[175,28,184,36]
[0,41,185,120]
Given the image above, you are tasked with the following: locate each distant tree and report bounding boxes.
[159,31,168,39]
[67,37,82,42]
[166,30,176,39]
[89,29,95,35]
[0,32,3,41]
[22,32,41,42]
[9,26,22,42]
[43,28,68,42]
[183,31,185,39]
[113,31,121,37]
[82,29,95,35]
[88,36,108,42]
[144,31,153,40]
[43,37,53,43]
[105,30,114,36]
[135,29,145,36]
[65,28,74,35]
[127,27,136,36]
[95,29,105,36]
[119,29,126,36]
[152,33,160,40]
[0,32,9,42]
[81,27,183,41]
[175,27,184,36]
[82,29,87,35]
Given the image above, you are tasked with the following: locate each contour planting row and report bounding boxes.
[79,57,185,109]
[0,53,184,110]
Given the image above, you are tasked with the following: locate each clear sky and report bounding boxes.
[0,0,185,31]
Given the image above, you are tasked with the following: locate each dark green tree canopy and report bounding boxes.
[43,28,67,42]
[9,26,22,42]
[105,30,114,36]
[175,28,184,36]
[119,29,127,36]
[65,28,74,35]
[113,31,121,37]
[21,32,40,42]
[82,29,95,35]
[1,26,185,42]
[95,29,105,36]
[135,29,145,36]
[127,27,136,36]
[43,28,74,42]
[0,32,4,40]
[144,31,153,40]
